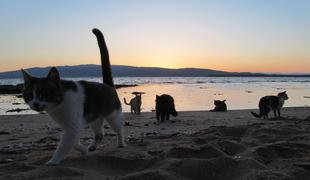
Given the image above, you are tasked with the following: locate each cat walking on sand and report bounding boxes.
[251,91,288,119]
[21,29,125,165]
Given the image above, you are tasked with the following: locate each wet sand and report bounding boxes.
[0,107,310,179]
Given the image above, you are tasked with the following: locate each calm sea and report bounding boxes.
[0,77,309,115]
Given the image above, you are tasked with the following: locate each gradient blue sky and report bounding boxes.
[0,0,309,73]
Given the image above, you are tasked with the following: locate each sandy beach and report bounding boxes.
[0,107,310,179]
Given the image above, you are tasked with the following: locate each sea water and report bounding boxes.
[0,77,309,115]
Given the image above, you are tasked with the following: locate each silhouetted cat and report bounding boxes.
[21,29,125,165]
[210,100,227,112]
[251,91,288,119]
[124,94,142,114]
[155,94,178,123]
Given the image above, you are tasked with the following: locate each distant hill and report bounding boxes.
[0,64,309,79]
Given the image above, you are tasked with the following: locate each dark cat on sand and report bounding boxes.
[124,94,142,115]
[21,29,125,165]
[156,94,178,123]
[210,100,227,112]
[251,91,288,119]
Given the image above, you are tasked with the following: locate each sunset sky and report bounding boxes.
[0,0,309,73]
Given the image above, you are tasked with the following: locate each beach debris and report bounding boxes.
[12,102,21,105]
[132,91,145,95]
[246,90,253,93]
[303,96,310,98]
[37,136,59,143]
[0,84,23,94]
[114,84,137,89]
[105,133,116,137]
[15,94,23,98]
[146,132,158,136]
[0,158,14,164]
[0,84,135,95]
[6,108,29,113]
[0,131,10,135]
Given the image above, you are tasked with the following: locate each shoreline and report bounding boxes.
[0,106,309,116]
[0,84,137,95]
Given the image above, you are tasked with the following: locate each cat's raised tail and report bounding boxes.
[123,98,130,105]
[92,28,114,88]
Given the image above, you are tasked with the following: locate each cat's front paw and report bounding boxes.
[46,159,63,166]
[118,142,127,148]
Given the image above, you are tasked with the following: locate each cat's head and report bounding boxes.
[277,91,288,100]
[21,67,64,112]
[136,94,142,100]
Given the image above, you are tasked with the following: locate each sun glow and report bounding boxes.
[0,1,309,74]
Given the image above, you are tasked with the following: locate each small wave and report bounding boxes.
[196,81,205,84]
[293,80,310,83]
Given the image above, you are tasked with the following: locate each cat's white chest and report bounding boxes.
[47,82,85,127]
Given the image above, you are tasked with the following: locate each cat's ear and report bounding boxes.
[223,100,226,102]
[21,69,33,85]
[47,67,60,82]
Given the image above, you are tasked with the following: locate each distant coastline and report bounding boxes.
[0,64,309,79]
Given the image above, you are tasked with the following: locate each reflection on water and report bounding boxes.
[0,77,310,115]
[119,83,310,113]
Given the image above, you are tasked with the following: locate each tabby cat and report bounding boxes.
[124,94,142,114]
[251,91,288,119]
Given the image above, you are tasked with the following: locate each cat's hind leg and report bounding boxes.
[106,110,125,147]
[131,107,134,114]
[160,113,166,122]
[273,110,277,119]
[137,107,141,115]
[88,119,104,152]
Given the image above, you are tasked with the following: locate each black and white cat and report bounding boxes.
[21,29,125,165]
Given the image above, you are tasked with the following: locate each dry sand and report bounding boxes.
[0,107,310,180]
